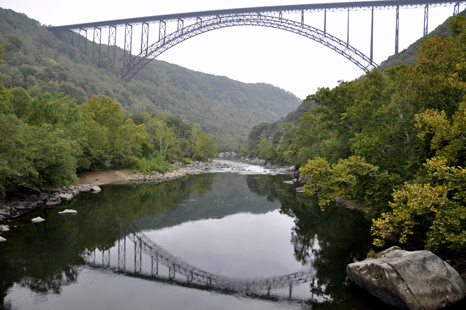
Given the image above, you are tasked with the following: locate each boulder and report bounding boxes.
[296,187,304,194]
[58,209,78,215]
[0,236,6,242]
[45,197,61,206]
[31,216,45,223]
[1,225,10,232]
[59,193,74,202]
[90,185,101,193]
[347,246,466,310]
[10,202,27,210]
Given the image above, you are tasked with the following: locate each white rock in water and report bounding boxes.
[0,236,6,242]
[1,225,9,232]
[90,185,101,193]
[283,180,294,184]
[58,209,78,215]
[31,216,45,223]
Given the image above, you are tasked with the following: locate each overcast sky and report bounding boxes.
[1,0,459,99]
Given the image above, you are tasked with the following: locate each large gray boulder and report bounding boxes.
[347,247,466,310]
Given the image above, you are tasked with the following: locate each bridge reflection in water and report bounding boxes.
[84,223,316,302]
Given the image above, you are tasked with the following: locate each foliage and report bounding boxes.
[372,157,466,253]
[416,102,466,164]
[192,129,218,161]
[0,82,217,199]
[239,12,466,254]
[0,8,300,151]
[133,151,173,174]
[300,156,379,209]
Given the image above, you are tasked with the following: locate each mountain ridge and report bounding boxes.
[0,8,300,151]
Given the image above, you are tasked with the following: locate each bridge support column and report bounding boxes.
[159,21,166,43]
[324,9,327,34]
[169,264,175,280]
[455,2,460,15]
[370,6,374,64]
[134,239,142,273]
[118,236,126,270]
[102,249,110,267]
[79,28,87,55]
[141,22,149,55]
[151,255,158,276]
[177,19,184,34]
[123,24,133,70]
[301,10,304,26]
[395,5,399,54]
[347,8,350,48]
[289,282,293,299]
[92,26,102,66]
[107,25,117,73]
[424,5,429,36]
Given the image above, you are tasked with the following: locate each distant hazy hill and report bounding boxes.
[379,9,466,70]
[0,8,300,151]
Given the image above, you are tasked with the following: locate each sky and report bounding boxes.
[1,0,459,99]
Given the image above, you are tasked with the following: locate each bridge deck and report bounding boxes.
[48,0,462,31]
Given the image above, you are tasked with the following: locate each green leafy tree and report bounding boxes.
[372,157,466,253]
[300,156,379,209]
[192,129,218,161]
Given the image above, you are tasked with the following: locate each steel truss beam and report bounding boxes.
[395,5,400,54]
[347,8,350,47]
[92,26,102,66]
[79,28,87,55]
[118,13,377,83]
[370,7,374,62]
[159,21,166,42]
[123,24,133,69]
[424,5,429,35]
[107,25,117,73]
[141,22,149,54]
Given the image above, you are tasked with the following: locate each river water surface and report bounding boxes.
[1,160,463,310]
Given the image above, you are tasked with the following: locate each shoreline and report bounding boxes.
[0,160,295,225]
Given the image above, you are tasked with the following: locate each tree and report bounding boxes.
[300,156,379,209]
[9,86,30,119]
[372,157,466,253]
[192,129,218,161]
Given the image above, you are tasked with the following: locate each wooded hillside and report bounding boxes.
[0,8,300,151]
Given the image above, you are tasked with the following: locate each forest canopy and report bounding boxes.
[243,14,466,254]
[0,8,300,151]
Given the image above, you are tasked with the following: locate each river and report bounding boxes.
[0,160,462,310]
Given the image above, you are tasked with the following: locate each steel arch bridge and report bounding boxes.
[48,0,465,83]
[84,223,316,301]
[118,13,375,83]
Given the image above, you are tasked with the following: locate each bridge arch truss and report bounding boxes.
[48,0,466,82]
[117,13,375,83]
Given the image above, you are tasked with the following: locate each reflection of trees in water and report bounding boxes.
[0,174,216,305]
[246,174,290,202]
[245,175,381,309]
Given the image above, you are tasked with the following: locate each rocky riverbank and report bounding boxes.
[0,184,102,224]
[239,157,296,174]
[0,160,295,225]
